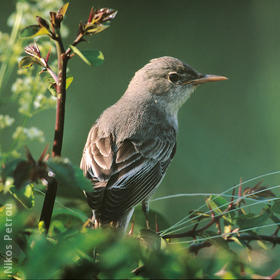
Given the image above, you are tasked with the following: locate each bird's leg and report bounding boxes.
[82,210,96,229]
[90,210,101,229]
[142,199,150,230]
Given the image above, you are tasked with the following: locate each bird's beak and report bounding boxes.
[183,74,228,85]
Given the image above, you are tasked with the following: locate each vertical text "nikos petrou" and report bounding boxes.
[3,203,13,275]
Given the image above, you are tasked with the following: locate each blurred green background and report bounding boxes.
[1,0,280,224]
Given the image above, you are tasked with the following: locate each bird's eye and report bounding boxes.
[168,72,179,83]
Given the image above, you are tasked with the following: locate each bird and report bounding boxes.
[80,56,227,231]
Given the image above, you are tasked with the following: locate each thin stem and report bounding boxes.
[39,30,67,233]
[163,212,218,239]
[39,178,57,231]
[46,67,59,84]
[38,20,89,233]
[65,32,84,58]
[52,39,67,157]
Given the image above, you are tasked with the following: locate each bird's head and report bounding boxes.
[125,56,227,116]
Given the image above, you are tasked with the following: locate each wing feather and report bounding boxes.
[80,124,176,222]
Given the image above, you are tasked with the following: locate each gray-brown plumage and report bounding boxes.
[80,56,227,230]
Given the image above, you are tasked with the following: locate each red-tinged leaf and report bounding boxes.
[25,146,36,165]
[102,9,118,22]
[58,2,69,17]
[45,48,51,63]
[88,7,94,23]
[36,16,50,30]
[84,8,117,35]
[243,183,275,199]
[24,43,41,58]
[49,11,57,26]
[93,8,117,24]
[38,145,49,163]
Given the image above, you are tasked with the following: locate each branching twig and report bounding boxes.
[187,234,280,255]
[36,4,117,233]
[38,8,83,232]
[162,184,280,255]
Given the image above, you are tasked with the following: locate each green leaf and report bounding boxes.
[206,195,228,215]
[236,209,270,229]
[1,158,24,181]
[10,184,35,208]
[70,45,104,66]
[82,50,104,66]
[85,23,109,34]
[206,195,234,223]
[13,161,33,189]
[140,229,161,251]
[47,157,93,192]
[272,200,280,214]
[52,207,88,222]
[20,25,49,38]
[18,56,40,69]
[66,76,74,89]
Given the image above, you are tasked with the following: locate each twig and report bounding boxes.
[270,268,280,280]
[132,265,145,275]
[52,44,67,156]
[187,234,280,254]
[188,241,211,254]
[163,210,218,239]
[39,177,57,230]
[40,21,68,233]
[237,234,280,244]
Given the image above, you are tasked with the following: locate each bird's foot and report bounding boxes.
[145,215,150,230]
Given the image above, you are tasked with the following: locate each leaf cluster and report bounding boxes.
[1,152,280,279]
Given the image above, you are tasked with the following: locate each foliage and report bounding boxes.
[0,0,65,163]
[0,1,280,279]
[1,162,280,279]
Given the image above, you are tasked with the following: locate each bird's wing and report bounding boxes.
[80,124,176,221]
